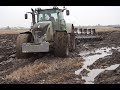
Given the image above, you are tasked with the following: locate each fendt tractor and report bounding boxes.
[16,6,76,58]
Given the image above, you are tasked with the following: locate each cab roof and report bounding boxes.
[35,7,63,12]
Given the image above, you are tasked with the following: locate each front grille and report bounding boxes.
[35,31,42,38]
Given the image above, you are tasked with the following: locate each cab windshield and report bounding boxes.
[37,9,66,30]
[37,10,58,22]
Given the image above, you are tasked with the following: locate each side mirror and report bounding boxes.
[66,10,70,15]
[25,14,28,19]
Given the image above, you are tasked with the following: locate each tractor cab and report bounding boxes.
[25,7,70,31]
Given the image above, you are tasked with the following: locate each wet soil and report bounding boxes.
[0,34,84,84]
[0,31,120,84]
[83,31,120,84]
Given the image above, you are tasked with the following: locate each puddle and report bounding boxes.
[105,64,120,70]
[82,69,104,84]
[75,47,120,84]
[82,64,120,84]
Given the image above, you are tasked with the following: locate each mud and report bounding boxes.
[88,50,120,69]
[78,32,120,84]
[0,31,120,84]
[0,34,84,84]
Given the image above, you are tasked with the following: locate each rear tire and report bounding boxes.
[16,33,32,59]
[53,31,69,57]
[69,33,76,51]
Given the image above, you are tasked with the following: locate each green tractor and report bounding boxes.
[16,6,76,58]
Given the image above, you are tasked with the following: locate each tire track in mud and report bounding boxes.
[0,34,41,83]
[0,34,84,84]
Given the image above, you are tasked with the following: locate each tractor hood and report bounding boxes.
[31,21,52,44]
[32,21,52,37]
[32,21,52,31]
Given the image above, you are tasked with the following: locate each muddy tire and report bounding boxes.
[16,34,32,59]
[53,31,69,57]
[69,33,76,51]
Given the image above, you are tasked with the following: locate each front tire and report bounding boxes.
[53,31,69,57]
[16,33,32,59]
[70,33,76,51]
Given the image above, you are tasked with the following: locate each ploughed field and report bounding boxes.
[0,29,120,84]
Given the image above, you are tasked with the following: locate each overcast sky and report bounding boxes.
[0,6,120,28]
